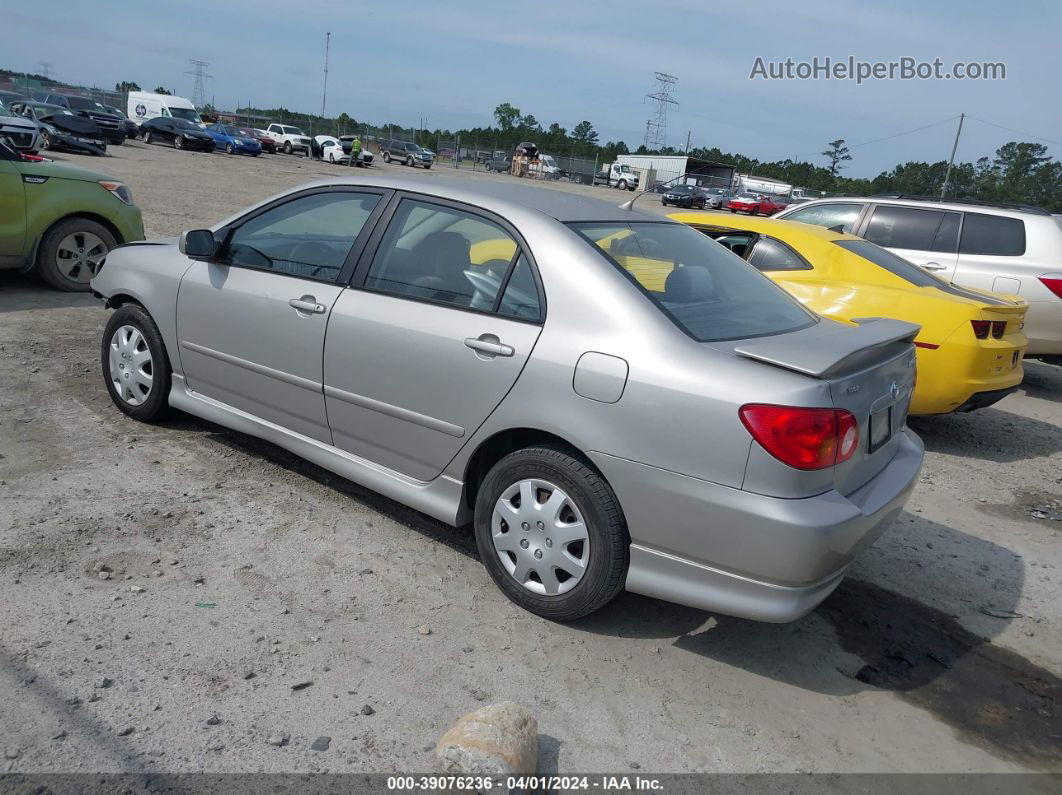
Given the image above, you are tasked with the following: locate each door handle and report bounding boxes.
[289,297,326,314]
[920,262,946,271]
[464,336,515,358]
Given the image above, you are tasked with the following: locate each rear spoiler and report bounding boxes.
[733,318,919,379]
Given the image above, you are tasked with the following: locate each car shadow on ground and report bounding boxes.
[909,404,1062,462]
[0,273,97,313]
[1019,360,1062,405]
[578,513,1061,770]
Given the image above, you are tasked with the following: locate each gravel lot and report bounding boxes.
[1,141,1060,775]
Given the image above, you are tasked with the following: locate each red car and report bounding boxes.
[242,127,276,154]
[727,193,788,215]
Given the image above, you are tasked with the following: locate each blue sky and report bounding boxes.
[4,0,1059,175]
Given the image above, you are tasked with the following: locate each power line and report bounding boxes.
[785,116,961,161]
[965,116,1062,148]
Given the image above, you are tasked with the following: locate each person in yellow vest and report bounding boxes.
[347,135,362,167]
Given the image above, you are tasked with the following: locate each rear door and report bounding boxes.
[858,203,961,281]
[176,188,388,442]
[324,195,544,481]
[952,211,1027,292]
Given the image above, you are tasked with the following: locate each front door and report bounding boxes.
[324,197,544,481]
[0,159,26,262]
[176,188,386,443]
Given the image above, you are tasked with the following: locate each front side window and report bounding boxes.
[864,205,957,251]
[782,202,863,233]
[220,191,381,282]
[365,200,522,311]
[572,222,816,342]
[959,212,1026,256]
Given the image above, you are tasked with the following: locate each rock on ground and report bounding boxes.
[435,702,537,776]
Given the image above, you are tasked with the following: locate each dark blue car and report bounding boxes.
[204,124,261,156]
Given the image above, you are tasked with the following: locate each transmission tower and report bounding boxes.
[38,62,54,81]
[185,60,212,108]
[643,72,678,150]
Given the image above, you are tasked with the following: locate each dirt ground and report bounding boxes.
[1,141,1060,775]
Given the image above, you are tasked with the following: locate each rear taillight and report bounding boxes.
[1039,275,1062,299]
[739,404,859,471]
[991,321,1006,339]
[971,320,991,339]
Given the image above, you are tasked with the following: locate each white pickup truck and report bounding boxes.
[266,123,313,155]
[594,162,639,191]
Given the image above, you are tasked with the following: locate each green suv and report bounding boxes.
[0,138,144,290]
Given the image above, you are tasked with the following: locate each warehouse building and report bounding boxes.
[615,155,737,191]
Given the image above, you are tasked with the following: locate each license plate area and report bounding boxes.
[868,406,893,453]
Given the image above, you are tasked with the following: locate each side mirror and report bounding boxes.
[179,229,217,259]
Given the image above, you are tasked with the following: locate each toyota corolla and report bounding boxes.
[91,177,923,622]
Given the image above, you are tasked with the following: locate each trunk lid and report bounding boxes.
[735,317,919,495]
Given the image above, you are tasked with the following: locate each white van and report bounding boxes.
[127,91,203,130]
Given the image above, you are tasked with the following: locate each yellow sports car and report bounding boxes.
[667,212,1029,415]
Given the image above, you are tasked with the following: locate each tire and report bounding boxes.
[225,142,235,155]
[474,446,629,621]
[40,131,52,150]
[283,141,292,154]
[143,130,152,144]
[424,163,431,169]
[329,153,335,164]
[751,206,760,216]
[101,304,172,423]
[36,217,118,292]
[617,179,627,191]
[383,151,391,163]
[730,208,737,213]
[111,136,124,146]
[406,156,414,167]
[174,135,183,150]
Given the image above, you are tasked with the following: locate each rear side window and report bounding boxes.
[959,213,1026,256]
[571,222,816,342]
[747,237,811,271]
[365,199,524,312]
[781,202,863,233]
[833,239,943,287]
[864,205,960,252]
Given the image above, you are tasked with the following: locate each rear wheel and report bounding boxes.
[406,155,414,167]
[329,153,336,164]
[36,218,116,292]
[383,151,391,163]
[143,130,152,144]
[474,446,629,621]
[101,304,172,423]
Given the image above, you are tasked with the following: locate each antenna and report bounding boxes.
[185,59,212,108]
[321,32,331,117]
[643,72,678,151]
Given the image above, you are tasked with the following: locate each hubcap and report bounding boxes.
[108,325,153,406]
[56,231,108,284]
[491,479,590,596]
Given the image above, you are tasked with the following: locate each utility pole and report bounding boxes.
[321,32,331,118]
[941,113,965,199]
[685,130,691,154]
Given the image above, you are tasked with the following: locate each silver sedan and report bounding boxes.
[91,176,923,622]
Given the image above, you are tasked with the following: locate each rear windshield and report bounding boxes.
[282,126,304,135]
[571,222,816,342]
[170,118,198,130]
[833,239,944,287]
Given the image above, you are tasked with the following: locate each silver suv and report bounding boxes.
[775,195,1062,360]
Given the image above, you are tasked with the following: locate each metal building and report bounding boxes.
[615,155,737,191]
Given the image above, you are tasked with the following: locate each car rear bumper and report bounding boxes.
[591,428,923,622]
[910,334,1025,414]
[954,385,1018,412]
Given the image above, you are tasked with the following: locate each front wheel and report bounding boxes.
[36,218,117,292]
[101,304,172,423]
[617,179,627,191]
[406,156,414,167]
[40,131,52,150]
[474,446,629,621]
[174,135,183,150]
[423,163,431,169]
[225,142,235,155]
[329,153,335,164]
[729,208,737,213]
[143,130,152,144]
[283,141,292,154]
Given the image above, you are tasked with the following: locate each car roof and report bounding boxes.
[666,211,859,242]
[248,176,664,225]
[795,194,1051,218]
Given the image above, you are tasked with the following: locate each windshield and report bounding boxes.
[66,97,102,111]
[670,186,694,194]
[238,128,256,137]
[282,126,304,135]
[105,106,127,118]
[0,104,12,117]
[571,222,816,342]
[617,164,631,172]
[169,107,202,123]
